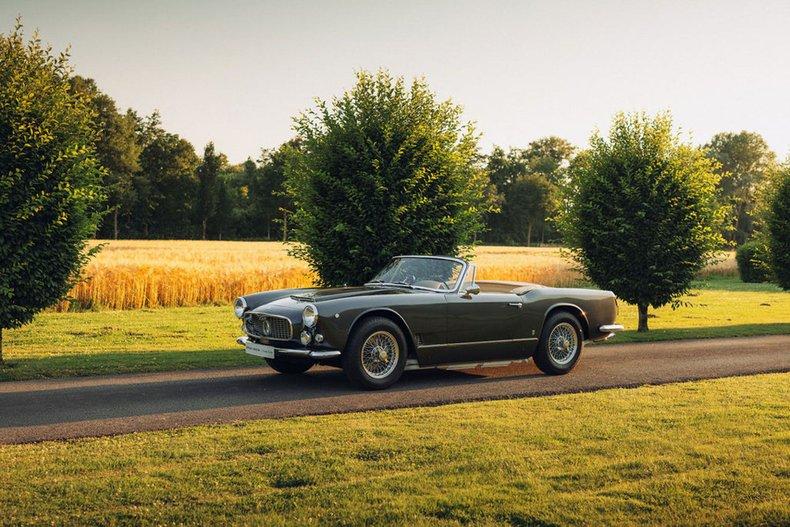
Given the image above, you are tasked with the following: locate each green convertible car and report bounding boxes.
[234,255,623,389]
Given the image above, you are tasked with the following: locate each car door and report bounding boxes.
[424,264,527,364]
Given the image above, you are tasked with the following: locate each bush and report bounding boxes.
[557,112,725,331]
[767,170,790,289]
[735,241,773,283]
[286,70,491,286]
[0,22,104,362]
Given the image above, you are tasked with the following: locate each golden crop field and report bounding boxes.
[61,240,737,311]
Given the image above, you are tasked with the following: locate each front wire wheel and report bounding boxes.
[343,317,407,389]
[361,331,400,379]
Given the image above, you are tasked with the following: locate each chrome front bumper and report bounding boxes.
[236,336,341,360]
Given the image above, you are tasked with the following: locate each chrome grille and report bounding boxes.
[245,313,293,340]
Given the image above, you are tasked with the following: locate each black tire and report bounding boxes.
[265,357,314,374]
[342,317,407,390]
[533,312,584,375]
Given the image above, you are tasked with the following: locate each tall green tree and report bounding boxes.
[251,140,299,240]
[524,136,576,186]
[287,70,491,286]
[484,139,573,244]
[0,22,104,362]
[501,173,555,246]
[705,131,777,244]
[195,142,222,239]
[767,165,790,289]
[558,112,725,331]
[69,76,141,239]
[134,115,199,238]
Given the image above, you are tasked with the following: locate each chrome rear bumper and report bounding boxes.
[599,324,625,332]
[236,336,341,360]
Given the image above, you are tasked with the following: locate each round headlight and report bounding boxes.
[234,297,247,318]
[302,304,318,327]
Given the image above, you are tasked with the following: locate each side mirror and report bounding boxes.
[461,285,480,299]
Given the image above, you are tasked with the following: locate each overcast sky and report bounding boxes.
[3,0,789,163]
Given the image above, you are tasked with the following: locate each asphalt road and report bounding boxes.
[1,334,788,444]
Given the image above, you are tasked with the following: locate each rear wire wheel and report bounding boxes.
[533,312,584,375]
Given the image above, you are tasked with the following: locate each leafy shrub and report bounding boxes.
[557,112,725,331]
[0,22,104,361]
[286,70,491,286]
[735,240,773,283]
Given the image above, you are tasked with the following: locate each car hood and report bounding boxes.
[288,285,419,303]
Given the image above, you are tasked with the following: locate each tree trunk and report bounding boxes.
[0,327,4,365]
[113,209,119,240]
[202,218,207,240]
[637,303,649,332]
[526,222,533,246]
[282,211,288,242]
[267,216,271,240]
[540,222,545,246]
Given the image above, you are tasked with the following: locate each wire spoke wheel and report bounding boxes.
[548,322,579,365]
[361,331,400,379]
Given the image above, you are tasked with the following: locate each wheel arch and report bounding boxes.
[542,303,590,340]
[348,308,417,358]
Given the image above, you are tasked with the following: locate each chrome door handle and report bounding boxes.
[508,302,523,308]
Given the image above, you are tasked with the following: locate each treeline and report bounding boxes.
[80,76,783,246]
[72,77,295,240]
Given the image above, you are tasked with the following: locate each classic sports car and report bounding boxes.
[234,255,623,389]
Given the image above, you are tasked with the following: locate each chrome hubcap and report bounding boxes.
[548,322,579,365]
[361,331,399,379]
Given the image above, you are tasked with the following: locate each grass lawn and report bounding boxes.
[2,277,788,381]
[1,373,787,525]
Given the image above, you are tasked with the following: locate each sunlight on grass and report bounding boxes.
[0,374,787,525]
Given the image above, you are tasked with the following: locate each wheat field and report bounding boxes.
[60,240,737,311]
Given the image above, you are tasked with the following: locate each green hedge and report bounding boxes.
[736,241,773,283]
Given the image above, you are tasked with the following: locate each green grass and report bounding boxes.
[2,277,788,381]
[1,373,787,526]
[613,277,789,343]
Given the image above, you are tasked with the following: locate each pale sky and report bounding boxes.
[3,0,789,163]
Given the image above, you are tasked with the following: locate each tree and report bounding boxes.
[524,136,576,186]
[0,22,104,362]
[195,142,222,239]
[501,173,554,246]
[767,166,790,289]
[483,139,573,244]
[250,140,298,240]
[706,131,777,245]
[287,70,491,286]
[69,76,140,239]
[134,117,199,238]
[558,112,724,331]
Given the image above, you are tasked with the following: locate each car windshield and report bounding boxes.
[367,257,464,291]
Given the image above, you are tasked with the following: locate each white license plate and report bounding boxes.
[245,341,275,359]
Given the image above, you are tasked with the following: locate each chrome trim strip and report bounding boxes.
[404,358,530,371]
[417,337,538,349]
[599,324,624,332]
[236,336,340,359]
